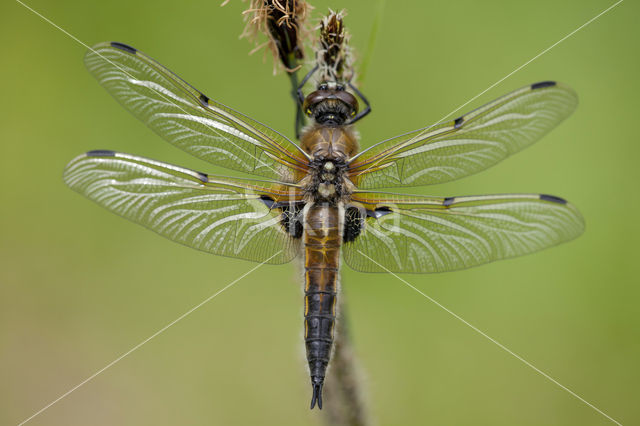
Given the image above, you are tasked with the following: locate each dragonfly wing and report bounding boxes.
[84,42,310,182]
[348,82,577,189]
[343,191,584,273]
[64,150,305,264]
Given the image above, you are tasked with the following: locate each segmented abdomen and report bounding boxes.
[303,202,341,407]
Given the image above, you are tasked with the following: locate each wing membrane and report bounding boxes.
[348,82,577,189]
[84,42,309,182]
[343,191,584,273]
[63,151,304,264]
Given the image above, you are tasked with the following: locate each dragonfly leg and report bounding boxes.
[347,82,371,124]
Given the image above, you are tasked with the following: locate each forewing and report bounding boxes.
[348,82,577,189]
[63,151,304,264]
[343,191,584,273]
[84,42,309,182]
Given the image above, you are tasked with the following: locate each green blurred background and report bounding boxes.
[2,0,638,424]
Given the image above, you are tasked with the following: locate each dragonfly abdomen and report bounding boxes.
[303,202,342,409]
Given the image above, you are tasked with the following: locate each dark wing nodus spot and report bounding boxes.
[87,150,116,157]
[195,171,208,183]
[259,196,304,238]
[110,42,137,54]
[443,197,456,207]
[198,93,210,108]
[531,81,556,90]
[539,194,567,204]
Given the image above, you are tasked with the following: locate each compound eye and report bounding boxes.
[336,84,345,91]
[318,83,329,91]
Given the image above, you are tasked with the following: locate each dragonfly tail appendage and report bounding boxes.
[310,377,324,409]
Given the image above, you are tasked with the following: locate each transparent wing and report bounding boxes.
[84,42,310,182]
[348,82,577,189]
[343,191,584,273]
[63,150,305,264]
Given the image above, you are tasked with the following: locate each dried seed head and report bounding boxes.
[316,9,354,83]
[223,0,312,73]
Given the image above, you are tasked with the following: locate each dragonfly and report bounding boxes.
[64,41,584,410]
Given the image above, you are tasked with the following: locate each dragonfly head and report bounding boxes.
[303,82,358,126]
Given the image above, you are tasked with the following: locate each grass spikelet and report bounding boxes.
[315,9,354,83]
[223,0,312,73]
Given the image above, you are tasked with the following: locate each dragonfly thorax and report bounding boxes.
[304,158,352,203]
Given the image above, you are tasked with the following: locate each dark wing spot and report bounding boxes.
[260,197,305,238]
[443,197,455,207]
[195,171,208,183]
[87,150,116,157]
[540,194,567,204]
[110,42,137,54]
[280,202,305,238]
[343,206,365,243]
[259,195,277,209]
[531,81,556,90]
[198,93,210,108]
[367,206,393,219]
[454,116,464,129]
